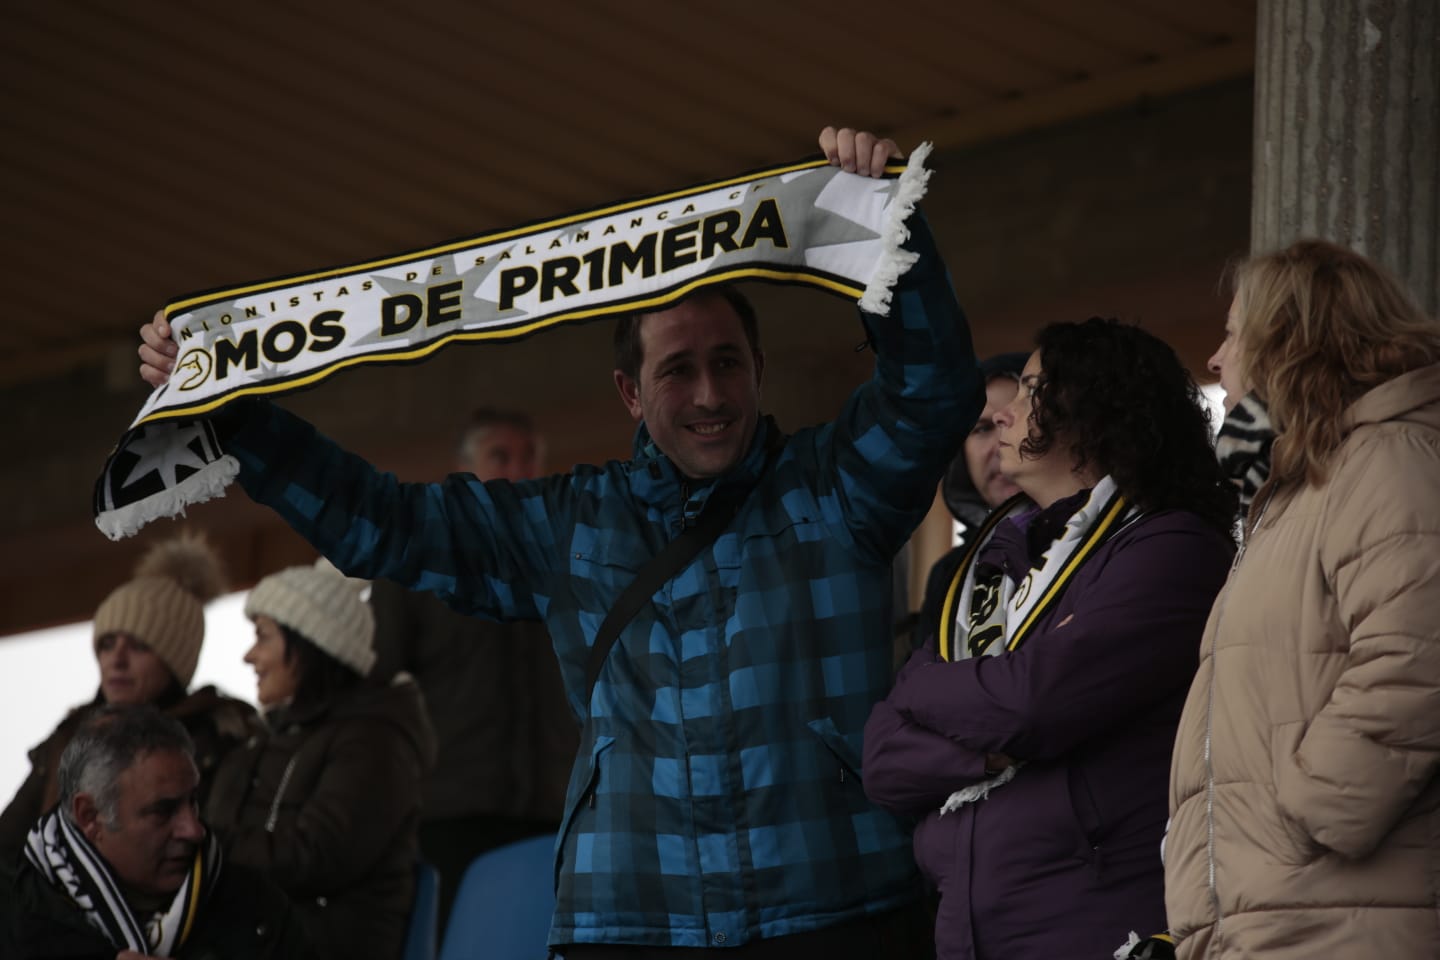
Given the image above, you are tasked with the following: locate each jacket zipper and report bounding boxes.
[678,480,693,531]
[1202,581,1228,953]
[265,754,299,833]
[1202,495,1272,955]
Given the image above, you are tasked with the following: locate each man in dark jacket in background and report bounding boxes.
[0,705,307,959]
[369,406,578,931]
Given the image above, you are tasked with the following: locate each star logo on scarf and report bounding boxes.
[121,422,210,489]
[769,167,883,249]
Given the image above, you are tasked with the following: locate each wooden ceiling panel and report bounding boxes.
[950,4,1138,77]
[1010,0,1195,58]
[1119,0,1257,40]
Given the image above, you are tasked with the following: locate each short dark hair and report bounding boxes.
[280,623,365,709]
[59,705,194,828]
[612,285,761,380]
[1023,317,1238,536]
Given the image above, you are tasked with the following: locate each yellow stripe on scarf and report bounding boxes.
[1005,493,1128,651]
[937,494,1027,662]
[178,847,204,946]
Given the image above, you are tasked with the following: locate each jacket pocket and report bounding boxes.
[1268,721,1322,865]
[807,716,862,783]
[1067,764,1104,846]
[568,524,645,628]
[554,733,616,891]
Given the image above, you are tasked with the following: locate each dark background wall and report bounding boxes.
[0,76,1252,635]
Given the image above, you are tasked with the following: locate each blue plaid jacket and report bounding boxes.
[222,218,981,948]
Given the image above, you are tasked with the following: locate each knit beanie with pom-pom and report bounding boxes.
[244,560,376,677]
[92,532,227,688]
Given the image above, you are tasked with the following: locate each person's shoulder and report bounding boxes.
[194,861,308,957]
[1128,507,1230,536]
[330,680,433,748]
[1331,415,1440,500]
[1108,508,1235,567]
[1318,419,1440,555]
[173,687,261,736]
[25,700,97,758]
[1,858,112,957]
[210,858,292,909]
[59,697,102,730]
[300,688,433,783]
[545,456,644,508]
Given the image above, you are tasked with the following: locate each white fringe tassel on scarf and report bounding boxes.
[95,454,239,542]
[858,141,933,316]
[939,761,1021,815]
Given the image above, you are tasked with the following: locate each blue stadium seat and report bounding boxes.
[403,860,441,960]
[439,834,556,960]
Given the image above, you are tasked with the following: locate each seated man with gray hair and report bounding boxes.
[0,705,308,959]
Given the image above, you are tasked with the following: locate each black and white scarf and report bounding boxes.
[937,476,1137,813]
[24,808,222,955]
[94,146,935,541]
[1215,392,1274,516]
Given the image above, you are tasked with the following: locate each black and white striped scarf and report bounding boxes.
[23,807,222,955]
[1215,393,1274,515]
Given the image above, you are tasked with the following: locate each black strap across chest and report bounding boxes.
[583,438,783,706]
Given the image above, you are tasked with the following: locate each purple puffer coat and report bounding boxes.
[864,494,1232,959]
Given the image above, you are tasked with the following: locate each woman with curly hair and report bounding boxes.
[863,318,1236,959]
[1165,242,1440,959]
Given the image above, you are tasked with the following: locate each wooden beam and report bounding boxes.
[892,39,1254,152]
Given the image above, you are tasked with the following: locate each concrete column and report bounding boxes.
[1252,0,1439,314]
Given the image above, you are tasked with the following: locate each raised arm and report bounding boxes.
[137,318,570,622]
[220,399,573,620]
[808,130,983,564]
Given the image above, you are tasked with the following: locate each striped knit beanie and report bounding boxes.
[92,532,226,688]
[244,560,376,677]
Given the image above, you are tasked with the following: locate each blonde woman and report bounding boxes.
[1166,240,1440,958]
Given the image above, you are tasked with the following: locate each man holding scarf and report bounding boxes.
[135,127,982,958]
[0,705,308,959]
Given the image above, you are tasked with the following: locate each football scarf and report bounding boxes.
[94,146,934,539]
[24,808,222,955]
[937,477,1137,813]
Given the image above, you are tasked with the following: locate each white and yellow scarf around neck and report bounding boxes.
[937,476,1137,814]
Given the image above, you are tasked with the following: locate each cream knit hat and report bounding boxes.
[92,532,226,689]
[244,560,376,677]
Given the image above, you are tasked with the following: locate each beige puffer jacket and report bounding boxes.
[1166,363,1440,958]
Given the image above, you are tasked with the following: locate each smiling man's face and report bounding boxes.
[614,295,764,481]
